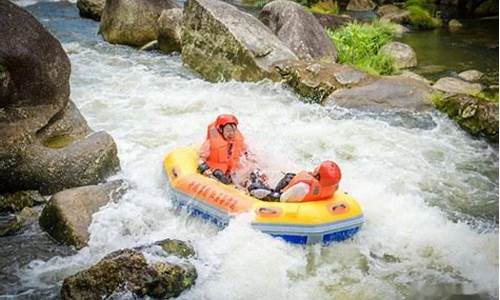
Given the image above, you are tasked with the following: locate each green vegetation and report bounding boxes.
[428,90,446,106]
[308,1,339,15]
[255,0,269,9]
[405,0,442,29]
[327,21,399,75]
[471,90,499,103]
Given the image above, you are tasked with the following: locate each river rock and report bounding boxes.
[377,4,410,24]
[432,94,498,142]
[312,13,352,29]
[278,60,373,103]
[259,0,337,61]
[0,207,38,237]
[39,180,128,249]
[346,0,376,11]
[0,190,45,213]
[158,8,183,54]
[433,77,483,95]
[398,70,432,85]
[0,2,121,195]
[61,247,197,299]
[379,42,417,69]
[182,0,298,82]
[100,0,180,47]
[325,76,433,111]
[448,19,462,28]
[76,0,105,21]
[458,70,484,82]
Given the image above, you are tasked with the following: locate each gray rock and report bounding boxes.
[181,0,298,82]
[377,4,410,24]
[448,19,463,28]
[39,180,128,249]
[0,190,45,213]
[312,13,352,30]
[433,77,483,95]
[100,0,180,47]
[346,0,376,11]
[61,247,197,299]
[458,70,484,82]
[379,42,417,69]
[397,70,432,85]
[158,8,183,54]
[77,0,105,21]
[259,0,337,61]
[325,76,433,111]
[278,60,373,103]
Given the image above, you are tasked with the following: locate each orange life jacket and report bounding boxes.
[205,122,245,174]
[283,171,336,202]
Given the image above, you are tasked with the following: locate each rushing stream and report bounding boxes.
[1,1,498,299]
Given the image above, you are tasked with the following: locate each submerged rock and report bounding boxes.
[39,180,128,249]
[0,207,38,236]
[458,70,484,82]
[0,2,120,195]
[155,239,196,258]
[432,94,498,142]
[346,0,376,11]
[61,246,197,299]
[76,0,105,21]
[278,60,373,103]
[433,77,483,96]
[158,8,183,54]
[181,0,297,82]
[259,0,337,61]
[379,42,417,69]
[325,76,433,111]
[100,0,180,47]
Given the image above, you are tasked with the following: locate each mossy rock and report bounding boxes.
[43,135,78,149]
[0,190,45,213]
[156,239,196,259]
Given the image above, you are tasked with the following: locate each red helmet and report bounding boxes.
[215,114,238,131]
[318,161,341,186]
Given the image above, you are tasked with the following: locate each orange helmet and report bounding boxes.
[318,161,341,186]
[215,114,239,131]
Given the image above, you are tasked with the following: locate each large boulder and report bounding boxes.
[312,13,352,30]
[458,69,484,82]
[377,4,409,24]
[379,42,417,69]
[432,94,498,142]
[39,180,128,249]
[259,0,337,61]
[100,0,180,47]
[0,2,120,195]
[346,0,376,11]
[324,76,433,111]
[61,246,197,299]
[181,0,298,82]
[433,77,483,96]
[157,8,183,54]
[77,0,105,21]
[278,60,373,103]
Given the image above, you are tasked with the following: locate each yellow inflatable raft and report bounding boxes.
[163,147,364,245]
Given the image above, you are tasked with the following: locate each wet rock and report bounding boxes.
[259,0,337,61]
[39,180,128,249]
[390,23,410,37]
[278,60,373,103]
[155,238,196,258]
[346,0,376,11]
[0,190,45,213]
[458,70,484,82]
[377,4,409,24]
[76,0,105,21]
[433,77,483,96]
[418,64,447,75]
[0,207,38,236]
[432,94,498,142]
[325,76,433,111]
[398,70,432,85]
[158,8,183,54]
[100,0,180,47]
[182,0,297,82]
[448,19,462,29]
[61,248,197,299]
[312,13,352,29]
[379,42,417,69]
[0,2,121,195]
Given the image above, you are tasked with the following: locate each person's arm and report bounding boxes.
[280,182,309,202]
[198,140,212,175]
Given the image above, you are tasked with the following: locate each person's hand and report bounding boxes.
[203,169,213,176]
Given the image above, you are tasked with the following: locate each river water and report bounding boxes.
[2,1,499,299]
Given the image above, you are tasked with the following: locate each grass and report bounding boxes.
[308,1,339,15]
[471,90,499,103]
[428,90,446,106]
[327,21,399,75]
[404,0,442,29]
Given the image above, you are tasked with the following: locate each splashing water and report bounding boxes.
[7,2,499,299]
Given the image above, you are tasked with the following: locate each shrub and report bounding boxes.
[309,1,339,14]
[404,0,442,29]
[327,21,399,75]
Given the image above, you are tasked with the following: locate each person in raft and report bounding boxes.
[197,114,280,201]
[249,160,342,202]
